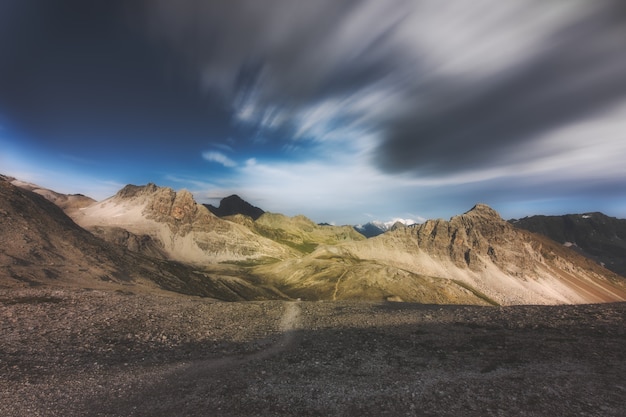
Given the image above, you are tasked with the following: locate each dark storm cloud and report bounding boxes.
[140,0,408,109]
[376,2,626,176]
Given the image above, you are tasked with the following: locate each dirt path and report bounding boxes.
[332,270,347,300]
[186,300,302,370]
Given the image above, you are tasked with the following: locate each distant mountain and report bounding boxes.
[510,212,626,276]
[0,176,286,300]
[254,204,626,305]
[354,219,417,238]
[204,195,265,220]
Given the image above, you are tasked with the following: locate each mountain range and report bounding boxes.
[354,219,418,238]
[2,174,625,305]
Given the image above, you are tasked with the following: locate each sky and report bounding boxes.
[1,0,626,225]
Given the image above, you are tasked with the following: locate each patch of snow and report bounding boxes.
[582,215,592,219]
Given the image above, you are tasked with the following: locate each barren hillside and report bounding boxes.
[254,204,626,305]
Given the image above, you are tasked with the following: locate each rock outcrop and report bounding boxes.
[416,204,531,275]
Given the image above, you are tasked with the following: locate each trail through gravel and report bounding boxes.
[1,288,625,417]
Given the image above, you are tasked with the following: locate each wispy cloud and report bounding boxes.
[201,151,237,168]
[210,142,235,153]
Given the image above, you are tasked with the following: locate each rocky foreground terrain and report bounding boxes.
[1,287,624,417]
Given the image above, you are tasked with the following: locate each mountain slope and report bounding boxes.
[71,184,296,264]
[205,196,366,253]
[7,176,95,214]
[0,177,287,300]
[254,204,626,305]
[510,213,626,276]
[253,212,366,254]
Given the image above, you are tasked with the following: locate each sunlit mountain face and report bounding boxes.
[1,0,625,224]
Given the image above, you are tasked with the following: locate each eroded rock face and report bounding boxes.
[145,188,198,225]
[113,184,215,236]
[416,204,530,275]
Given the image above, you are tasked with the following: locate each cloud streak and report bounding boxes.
[139,1,626,181]
[376,1,626,178]
[133,0,626,221]
[202,151,237,168]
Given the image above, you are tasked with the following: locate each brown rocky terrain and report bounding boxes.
[1,287,624,416]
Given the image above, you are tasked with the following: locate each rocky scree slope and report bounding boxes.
[254,204,626,305]
[71,184,296,265]
[511,212,626,277]
[0,177,287,300]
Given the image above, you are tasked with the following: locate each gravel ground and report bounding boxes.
[1,287,625,416]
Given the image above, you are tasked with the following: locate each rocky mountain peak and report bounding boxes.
[463,203,502,220]
[389,221,407,231]
[205,194,265,220]
[106,183,209,237]
[114,183,160,199]
[415,204,516,271]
